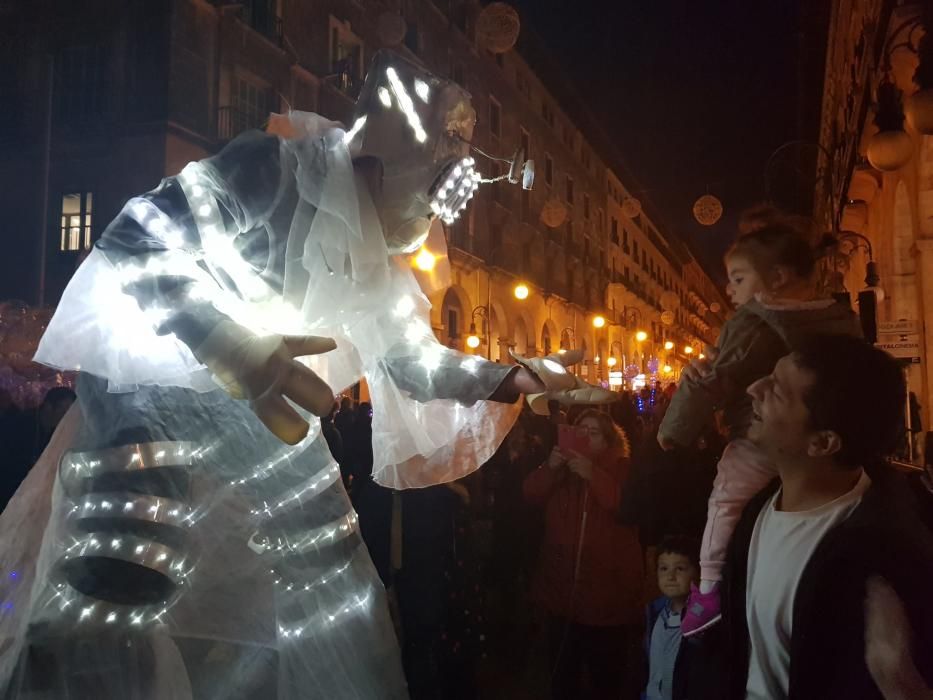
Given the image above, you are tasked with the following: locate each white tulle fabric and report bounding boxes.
[35,112,519,489]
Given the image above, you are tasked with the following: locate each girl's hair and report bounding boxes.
[725,222,818,281]
[574,408,631,457]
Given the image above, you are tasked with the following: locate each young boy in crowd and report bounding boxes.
[644,536,704,700]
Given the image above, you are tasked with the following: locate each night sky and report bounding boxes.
[509,0,828,283]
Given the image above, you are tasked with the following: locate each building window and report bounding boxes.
[545,154,553,187]
[403,22,420,54]
[610,218,619,245]
[60,192,93,251]
[622,227,630,252]
[452,62,465,86]
[329,17,364,79]
[584,193,590,220]
[489,96,501,139]
[222,75,272,138]
[447,308,460,339]
[633,239,639,258]
[565,175,574,204]
[516,69,531,99]
[55,44,110,123]
[242,0,282,45]
[542,100,554,127]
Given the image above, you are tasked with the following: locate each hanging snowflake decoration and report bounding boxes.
[476,3,521,54]
[693,194,723,226]
[621,197,642,219]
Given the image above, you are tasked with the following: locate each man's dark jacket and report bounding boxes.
[718,466,933,699]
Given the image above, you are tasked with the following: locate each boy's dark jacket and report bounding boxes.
[718,467,933,699]
[642,596,721,700]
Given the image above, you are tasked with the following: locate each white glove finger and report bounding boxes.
[561,386,619,406]
[525,392,550,416]
[282,335,337,358]
[554,348,583,367]
[252,392,310,445]
[281,361,335,417]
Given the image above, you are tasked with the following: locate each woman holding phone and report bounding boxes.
[523,409,644,699]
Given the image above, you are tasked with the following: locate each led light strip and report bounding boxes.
[429,157,481,225]
[385,66,428,143]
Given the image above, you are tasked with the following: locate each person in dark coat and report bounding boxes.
[717,335,933,700]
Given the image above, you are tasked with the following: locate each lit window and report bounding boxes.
[60,192,93,251]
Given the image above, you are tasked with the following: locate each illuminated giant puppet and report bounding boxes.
[0,51,613,699]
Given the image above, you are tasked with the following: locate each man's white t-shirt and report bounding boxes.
[745,470,871,700]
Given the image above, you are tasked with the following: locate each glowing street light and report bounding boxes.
[607,356,618,367]
[698,353,706,360]
[466,333,481,349]
[684,345,694,355]
[663,364,672,373]
[635,330,648,343]
[592,315,606,329]
[414,246,435,271]
[514,283,529,300]
[664,341,674,351]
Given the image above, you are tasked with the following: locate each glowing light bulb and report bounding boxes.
[557,348,567,355]
[466,334,481,349]
[663,364,672,373]
[414,247,435,271]
[593,316,606,329]
[514,283,529,300]
[698,353,705,360]
[664,341,674,351]
[343,116,367,144]
[607,357,618,367]
[635,330,648,342]
[414,79,430,102]
[684,345,694,355]
[377,86,392,107]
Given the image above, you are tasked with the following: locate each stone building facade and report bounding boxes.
[1,0,727,388]
[815,0,932,419]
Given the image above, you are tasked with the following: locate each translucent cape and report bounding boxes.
[35,111,519,489]
[3,112,519,698]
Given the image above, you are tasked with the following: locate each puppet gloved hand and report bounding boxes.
[510,348,618,416]
[193,320,336,445]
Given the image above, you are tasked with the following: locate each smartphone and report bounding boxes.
[557,424,591,458]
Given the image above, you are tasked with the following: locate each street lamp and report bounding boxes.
[466,306,488,353]
[592,315,606,329]
[664,340,674,351]
[684,345,694,355]
[513,283,530,300]
[414,246,436,271]
[635,330,648,343]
